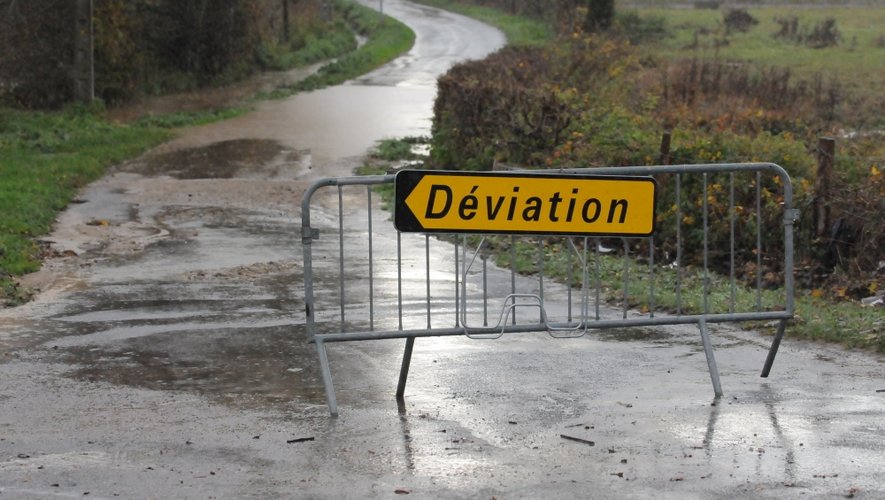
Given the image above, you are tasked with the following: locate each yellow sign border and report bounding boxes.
[395,170,657,237]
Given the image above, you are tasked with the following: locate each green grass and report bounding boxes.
[488,235,884,352]
[410,0,554,46]
[0,105,174,302]
[133,107,248,129]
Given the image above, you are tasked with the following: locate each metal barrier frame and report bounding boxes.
[301,163,797,416]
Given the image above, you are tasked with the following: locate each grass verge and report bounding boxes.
[410,0,553,46]
[0,104,176,303]
[268,1,416,97]
[532,242,884,353]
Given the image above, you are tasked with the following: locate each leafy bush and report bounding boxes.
[431,47,568,170]
[431,36,637,170]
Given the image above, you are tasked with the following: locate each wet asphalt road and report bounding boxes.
[1,1,884,498]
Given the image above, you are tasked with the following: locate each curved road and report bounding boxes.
[1,2,883,498]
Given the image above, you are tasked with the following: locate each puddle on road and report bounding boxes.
[60,324,328,407]
[40,266,326,409]
[124,139,306,180]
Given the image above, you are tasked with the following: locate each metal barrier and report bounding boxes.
[301,163,797,416]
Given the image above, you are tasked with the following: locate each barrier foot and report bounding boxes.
[761,319,787,378]
[698,319,723,397]
[316,340,338,417]
[396,337,416,404]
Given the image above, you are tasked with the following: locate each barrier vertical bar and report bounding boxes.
[567,240,574,322]
[594,238,601,320]
[537,239,545,323]
[482,252,489,326]
[649,237,656,318]
[729,172,736,313]
[622,239,629,319]
[454,238,460,327]
[397,231,403,330]
[367,186,374,331]
[510,235,517,324]
[762,171,797,373]
[338,186,346,329]
[703,173,710,314]
[425,235,431,328]
[782,177,797,315]
[582,238,590,322]
[755,172,763,311]
[676,173,683,316]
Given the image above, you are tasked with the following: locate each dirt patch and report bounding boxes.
[183,260,299,281]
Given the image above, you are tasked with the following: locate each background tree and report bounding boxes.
[0,0,75,107]
[584,0,614,33]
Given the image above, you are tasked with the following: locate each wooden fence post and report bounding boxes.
[814,136,835,239]
[659,131,672,165]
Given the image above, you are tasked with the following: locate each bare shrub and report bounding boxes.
[773,16,800,40]
[723,9,758,34]
[659,59,841,134]
[773,15,841,49]
[805,18,841,49]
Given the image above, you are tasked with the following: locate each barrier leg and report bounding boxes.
[316,339,338,417]
[761,319,787,378]
[698,319,723,397]
[396,337,416,403]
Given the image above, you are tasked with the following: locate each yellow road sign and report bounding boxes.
[395,170,657,236]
